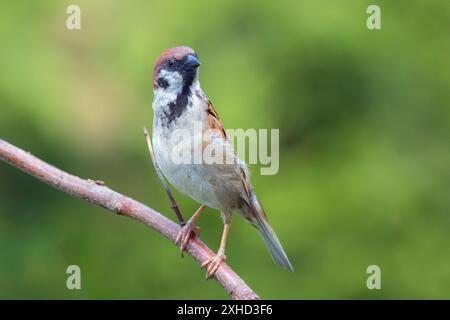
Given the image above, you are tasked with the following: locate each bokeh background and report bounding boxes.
[0,0,449,299]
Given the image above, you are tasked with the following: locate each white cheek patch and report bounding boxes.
[159,69,183,92]
[153,70,184,112]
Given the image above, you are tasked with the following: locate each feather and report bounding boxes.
[243,194,294,272]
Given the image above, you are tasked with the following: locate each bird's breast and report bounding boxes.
[151,90,245,212]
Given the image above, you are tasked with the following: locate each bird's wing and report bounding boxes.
[239,166,252,201]
[205,99,252,203]
[206,99,227,139]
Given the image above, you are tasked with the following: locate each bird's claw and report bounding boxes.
[201,250,226,279]
[175,221,200,257]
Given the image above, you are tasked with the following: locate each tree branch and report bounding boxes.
[143,127,185,226]
[0,138,259,300]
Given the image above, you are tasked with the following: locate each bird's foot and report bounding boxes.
[175,220,200,257]
[201,250,226,279]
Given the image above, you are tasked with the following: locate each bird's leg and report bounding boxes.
[175,204,205,256]
[201,214,231,279]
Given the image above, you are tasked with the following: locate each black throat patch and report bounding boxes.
[162,86,192,125]
[161,71,196,125]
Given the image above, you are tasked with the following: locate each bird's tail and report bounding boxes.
[243,194,294,272]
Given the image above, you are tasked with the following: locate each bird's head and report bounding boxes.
[153,46,201,94]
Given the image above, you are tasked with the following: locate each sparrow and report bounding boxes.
[151,46,293,278]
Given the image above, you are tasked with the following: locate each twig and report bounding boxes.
[143,127,185,226]
[0,138,260,300]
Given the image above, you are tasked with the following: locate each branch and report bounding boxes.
[143,127,185,226]
[0,138,259,300]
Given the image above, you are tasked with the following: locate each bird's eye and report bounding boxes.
[167,59,175,66]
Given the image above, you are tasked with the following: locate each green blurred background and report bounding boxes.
[0,0,449,299]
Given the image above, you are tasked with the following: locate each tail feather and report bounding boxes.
[245,194,294,272]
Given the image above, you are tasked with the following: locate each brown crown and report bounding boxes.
[153,46,196,88]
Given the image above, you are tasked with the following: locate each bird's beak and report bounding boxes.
[186,54,201,67]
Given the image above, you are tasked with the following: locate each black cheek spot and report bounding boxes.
[157,77,169,89]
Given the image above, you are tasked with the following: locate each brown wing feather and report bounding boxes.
[206,99,227,139]
[205,99,252,201]
[240,167,252,200]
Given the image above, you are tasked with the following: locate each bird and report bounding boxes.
[151,46,293,278]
